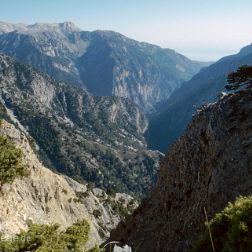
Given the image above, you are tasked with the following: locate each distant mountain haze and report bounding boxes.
[0,21,208,112]
[146,43,252,152]
[0,18,252,252]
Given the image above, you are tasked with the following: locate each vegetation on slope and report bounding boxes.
[0,219,90,252]
[225,65,252,90]
[0,119,30,188]
[0,102,9,121]
[0,54,160,197]
[192,196,252,252]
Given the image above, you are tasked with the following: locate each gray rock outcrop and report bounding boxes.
[0,120,137,249]
[109,89,252,251]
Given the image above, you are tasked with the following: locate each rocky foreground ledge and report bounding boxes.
[109,89,252,251]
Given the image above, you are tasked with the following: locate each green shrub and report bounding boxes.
[17,223,66,251]
[45,206,50,214]
[127,199,136,213]
[0,104,9,122]
[62,189,68,195]
[111,201,128,219]
[87,182,95,192]
[73,197,81,203]
[0,135,30,188]
[106,187,116,197]
[0,237,17,252]
[88,244,102,252]
[93,209,102,219]
[0,219,90,252]
[192,196,252,252]
[64,219,90,250]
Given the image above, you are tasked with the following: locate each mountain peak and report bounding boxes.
[239,43,252,57]
[59,21,81,32]
[0,21,205,112]
[0,21,27,34]
[26,21,81,33]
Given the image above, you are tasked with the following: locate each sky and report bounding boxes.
[1,0,252,61]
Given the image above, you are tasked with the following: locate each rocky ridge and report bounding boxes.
[0,119,137,249]
[0,53,160,196]
[109,88,252,251]
[0,21,207,112]
[147,43,252,151]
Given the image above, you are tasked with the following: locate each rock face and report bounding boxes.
[0,53,160,196]
[0,21,27,34]
[0,21,206,112]
[109,89,252,251]
[147,43,252,152]
[0,120,137,249]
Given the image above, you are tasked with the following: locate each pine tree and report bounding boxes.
[225,65,252,90]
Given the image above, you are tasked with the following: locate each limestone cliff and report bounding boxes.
[0,120,137,249]
[0,21,207,112]
[109,89,252,251]
[0,53,160,196]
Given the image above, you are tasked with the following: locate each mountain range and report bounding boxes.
[0,53,160,197]
[146,43,252,152]
[0,21,208,112]
[0,20,251,251]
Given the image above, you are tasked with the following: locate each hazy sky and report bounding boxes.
[1,0,252,61]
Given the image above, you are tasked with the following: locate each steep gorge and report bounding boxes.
[109,88,252,251]
[0,53,160,196]
[147,43,252,152]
